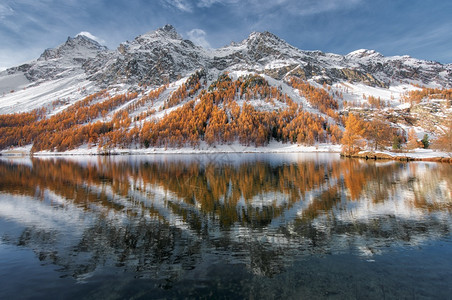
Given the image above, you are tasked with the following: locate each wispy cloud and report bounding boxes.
[368,22,452,62]
[181,0,362,15]
[197,0,240,8]
[159,0,362,15]
[384,23,452,51]
[234,0,363,19]
[0,0,92,67]
[162,0,192,12]
[186,29,211,48]
[0,3,14,19]
[290,0,362,16]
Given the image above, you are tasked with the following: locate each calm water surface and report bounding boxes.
[0,153,451,299]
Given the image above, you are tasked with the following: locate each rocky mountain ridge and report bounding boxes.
[90,25,452,88]
[4,34,107,83]
[2,24,451,91]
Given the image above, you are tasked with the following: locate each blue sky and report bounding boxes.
[1,0,451,70]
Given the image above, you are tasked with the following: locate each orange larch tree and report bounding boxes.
[341,113,366,156]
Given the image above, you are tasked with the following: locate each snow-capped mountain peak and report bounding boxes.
[346,49,383,60]
[131,24,184,47]
[245,31,281,43]
[1,24,451,116]
[155,24,183,39]
[5,25,450,90]
[38,34,107,61]
[89,25,207,86]
[242,30,299,53]
[76,31,105,44]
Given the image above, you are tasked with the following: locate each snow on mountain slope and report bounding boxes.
[38,34,107,62]
[0,33,108,114]
[8,34,108,84]
[211,32,451,89]
[210,31,309,71]
[86,25,208,87]
[331,81,419,108]
[0,75,96,114]
[0,24,450,142]
[345,49,451,87]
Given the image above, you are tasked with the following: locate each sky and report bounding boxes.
[1,0,451,70]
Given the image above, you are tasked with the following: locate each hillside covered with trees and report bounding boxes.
[0,71,451,156]
[1,26,452,157]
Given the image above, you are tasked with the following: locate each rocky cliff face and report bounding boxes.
[85,25,208,86]
[2,24,451,89]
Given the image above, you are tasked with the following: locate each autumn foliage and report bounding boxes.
[341,113,366,156]
[403,87,452,105]
[288,77,341,122]
[1,72,431,154]
[0,90,139,152]
[434,120,452,153]
[139,74,342,148]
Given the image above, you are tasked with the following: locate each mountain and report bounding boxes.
[84,25,452,88]
[8,34,107,83]
[0,25,451,155]
[85,24,208,86]
[2,25,451,97]
[0,33,108,113]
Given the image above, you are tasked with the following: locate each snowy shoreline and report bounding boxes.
[1,142,450,163]
[347,149,452,163]
[0,142,342,156]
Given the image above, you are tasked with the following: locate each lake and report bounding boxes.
[0,153,451,299]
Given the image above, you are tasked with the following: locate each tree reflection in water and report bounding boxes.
[0,154,451,282]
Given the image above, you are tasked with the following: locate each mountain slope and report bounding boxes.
[0,25,451,155]
[86,25,208,86]
[0,33,108,114]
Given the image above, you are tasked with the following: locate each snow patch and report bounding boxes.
[76,31,105,45]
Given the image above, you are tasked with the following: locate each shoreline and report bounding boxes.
[0,142,342,157]
[1,143,451,163]
[343,151,452,163]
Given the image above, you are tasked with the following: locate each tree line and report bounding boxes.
[0,73,450,154]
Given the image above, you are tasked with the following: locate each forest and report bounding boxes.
[0,73,450,154]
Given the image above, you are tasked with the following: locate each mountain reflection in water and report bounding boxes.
[0,154,451,298]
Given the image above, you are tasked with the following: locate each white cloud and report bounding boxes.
[162,0,361,15]
[162,0,192,12]
[0,3,14,19]
[245,0,362,16]
[296,0,362,15]
[186,29,211,49]
[76,31,106,45]
[197,0,240,8]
